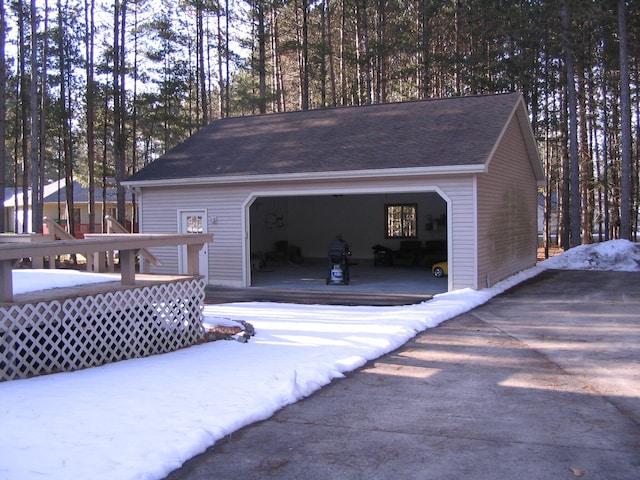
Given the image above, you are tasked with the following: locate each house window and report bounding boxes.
[73,208,81,225]
[385,203,417,238]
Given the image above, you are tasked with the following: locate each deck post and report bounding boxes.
[119,249,137,284]
[186,243,204,275]
[0,259,14,302]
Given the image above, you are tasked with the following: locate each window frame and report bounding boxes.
[385,203,418,239]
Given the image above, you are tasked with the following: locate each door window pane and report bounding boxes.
[186,215,203,234]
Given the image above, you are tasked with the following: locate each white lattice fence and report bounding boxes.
[0,278,205,382]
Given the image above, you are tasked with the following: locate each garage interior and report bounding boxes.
[248,191,449,295]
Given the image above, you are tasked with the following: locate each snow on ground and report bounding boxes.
[0,240,638,480]
[12,269,122,294]
[540,238,640,271]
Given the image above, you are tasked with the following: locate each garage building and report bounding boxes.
[124,93,544,292]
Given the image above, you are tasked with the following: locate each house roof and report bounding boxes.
[4,179,131,208]
[42,180,128,204]
[125,93,543,186]
[4,188,22,202]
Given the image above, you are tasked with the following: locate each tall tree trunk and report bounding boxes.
[353,1,362,104]
[578,66,593,243]
[131,2,140,231]
[454,0,461,95]
[560,88,570,249]
[634,64,640,240]
[294,1,303,108]
[356,0,371,104]
[219,0,230,117]
[320,0,327,107]
[542,85,552,257]
[85,0,96,233]
[114,0,127,225]
[326,0,336,107]
[420,0,430,98]
[257,1,267,114]
[58,0,74,238]
[375,0,386,103]
[301,0,309,110]
[113,0,122,219]
[216,1,224,117]
[618,0,632,240]
[600,52,610,241]
[590,55,603,241]
[270,6,285,111]
[0,0,6,233]
[17,1,29,232]
[339,0,347,106]
[542,36,554,256]
[38,0,47,234]
[197,0,209,124]
[101,95,109,233]
[29,0,42,233]
[225,0,230,117]
[561,0,580,247]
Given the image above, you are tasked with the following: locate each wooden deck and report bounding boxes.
[0,234,213,382]
[1,274,206,382]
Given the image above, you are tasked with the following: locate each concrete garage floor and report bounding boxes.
[206,260,448,305]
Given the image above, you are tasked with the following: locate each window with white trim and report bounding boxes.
[385,203,417,238]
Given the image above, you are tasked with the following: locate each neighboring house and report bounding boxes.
[3,179,137,237]
[124,93,544,291]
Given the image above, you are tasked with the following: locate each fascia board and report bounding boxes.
[122,164,487,188]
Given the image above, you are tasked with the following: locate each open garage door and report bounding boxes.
[246,191,449,294]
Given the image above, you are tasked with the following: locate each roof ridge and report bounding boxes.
[216,91,521,122]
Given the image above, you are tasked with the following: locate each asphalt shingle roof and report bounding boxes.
[127,93,524,183]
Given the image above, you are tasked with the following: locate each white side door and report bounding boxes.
[178,210,209,283]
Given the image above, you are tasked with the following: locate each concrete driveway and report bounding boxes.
[166,270,640,480]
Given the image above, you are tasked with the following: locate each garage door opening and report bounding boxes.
[247,191,449,294]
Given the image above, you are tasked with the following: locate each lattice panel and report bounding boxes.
[0,278,205,382]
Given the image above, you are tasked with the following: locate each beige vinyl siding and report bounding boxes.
[446,178,477,290]
[138,173,479,289]
[140,185,246,286]
[138,187,180,274]
[476,116,538,286]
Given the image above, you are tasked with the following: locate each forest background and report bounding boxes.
[0,0,638,253]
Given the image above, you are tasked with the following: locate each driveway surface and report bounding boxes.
[166,270,640,480]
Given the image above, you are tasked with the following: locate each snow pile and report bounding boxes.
[540,239,640,271]
[0,240,637,480]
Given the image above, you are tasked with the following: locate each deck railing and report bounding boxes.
[0,233,213,381]
[0,276,205,381]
